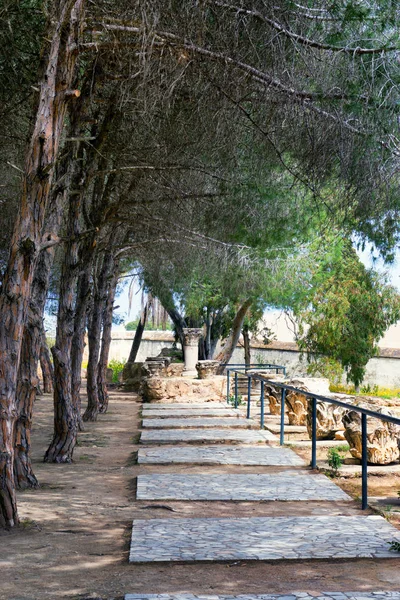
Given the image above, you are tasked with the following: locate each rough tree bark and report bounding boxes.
[39,331,54,394]
[242,324,251,367]
[71,254,93,426]
[215,299,252,373]
[0,1,83,526]
[44,158,84,463]
[14,187,63,489]
[98,268,119,414]
[84,252,114,421]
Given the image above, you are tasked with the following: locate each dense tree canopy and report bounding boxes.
[1,0,400,528]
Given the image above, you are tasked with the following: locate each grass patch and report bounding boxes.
[330,383,400,400]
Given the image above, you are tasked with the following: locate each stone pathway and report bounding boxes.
[140,429,277,444]
[138,446,306,466]
[136,472,352,501]
[141,417,256,429]
[130,390,400,594]
[142,403,229,410]
[126,594,400,600]
[129,515,400,562]
[143,408,241,418]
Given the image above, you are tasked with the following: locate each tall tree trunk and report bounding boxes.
[44,185,82,463]
[215,299,252,373]
[71,258,93,427]
[84,253,113,421]
[40,331,54,394]
[128,300,150,363]
[0,0,84,528]
[14,187,63,488]
[242,324,251,367]
[98,269,118,414]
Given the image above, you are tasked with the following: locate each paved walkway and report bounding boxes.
[130,394,400,594]
[126,594,400,600]
[138,446,305,465]
[136,472,352,501]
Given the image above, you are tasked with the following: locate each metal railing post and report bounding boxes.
[260,380,265,428]
[247,375,251,419]
[311,397,317,469]
[280,388,286,446]
[234,372,238,409]
[362,413,368,510]
[226,370,230,404]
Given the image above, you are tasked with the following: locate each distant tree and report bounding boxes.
[296,238,400,389]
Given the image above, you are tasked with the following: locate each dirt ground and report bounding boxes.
[2,391,400,600]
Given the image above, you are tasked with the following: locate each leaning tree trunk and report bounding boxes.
[0,1,83,526]
[128,300,150,363]
[98,270,119,414]
[40,331,54,394]
[84,253,113,421]
[215,299,252,374]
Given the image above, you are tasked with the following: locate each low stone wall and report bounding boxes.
[108,332,400,389]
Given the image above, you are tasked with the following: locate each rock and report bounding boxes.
[141,375,226,403]
[258,375,285,415]
[343,457,361,465]
[196,360,220,379]
[306,398,348,440]
[285,378,330,426]
[165,363,185,377]
[342,406,400,465]
[122,361,145,392]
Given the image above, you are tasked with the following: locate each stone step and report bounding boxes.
[138,445,305,466]
[136,472,352,502]
[142,403,229,410]
[125,594,400,600]
[140,429,277,445]
[142,417,256,429]
[129,515,400,562]
[142,408,242,418]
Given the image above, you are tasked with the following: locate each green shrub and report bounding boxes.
[327,447,345,474]
[108,358,126,383]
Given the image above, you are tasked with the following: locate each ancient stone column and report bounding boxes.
[182,328,203,377]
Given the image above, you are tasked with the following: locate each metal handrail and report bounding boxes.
[228,367,400,511]
[225,364,286,415]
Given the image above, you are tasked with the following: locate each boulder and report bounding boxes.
[285,378,330,426]
[306,397,347,440]
[342,406,400,465]
[196,360,220,379]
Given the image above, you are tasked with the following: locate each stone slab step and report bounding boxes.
[136,471,351,501]
[129,515,400,562]
[142,403,229,410]
[266,424,307,434]
[142,408,242,418]
[142,417,256,429]
[126,594,400,600]
[140,429,277,445]
[138,445,305,466]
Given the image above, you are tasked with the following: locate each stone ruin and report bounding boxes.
[284,378,331,426]
[122,329,226,404]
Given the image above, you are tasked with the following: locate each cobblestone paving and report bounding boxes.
[129,516,400,562]
[136,472,351,501]
[140,429,277,444]
[125,593,400,600]
[125,592,400,600]
[142,408,241,418]
[137,446,305,466]
[142,418,255,429]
